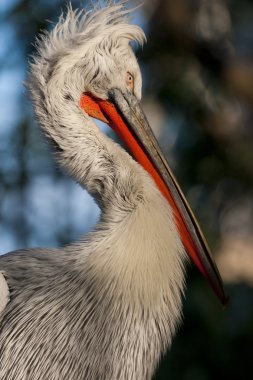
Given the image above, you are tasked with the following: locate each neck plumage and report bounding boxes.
[30,68,121,208]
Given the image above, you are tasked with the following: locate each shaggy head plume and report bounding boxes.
[29,1,146,104]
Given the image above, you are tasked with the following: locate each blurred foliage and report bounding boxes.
[0,0,253,379]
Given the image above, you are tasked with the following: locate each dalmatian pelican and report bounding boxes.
[0,2,227,379]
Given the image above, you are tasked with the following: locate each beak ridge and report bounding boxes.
[104,88,228,306]
[79,88,228,306]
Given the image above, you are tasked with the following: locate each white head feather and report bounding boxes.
[30,2,146,104]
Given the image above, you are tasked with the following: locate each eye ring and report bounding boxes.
[126,72,134,91]
[127,73,133,82]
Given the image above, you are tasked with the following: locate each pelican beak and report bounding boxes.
[80,89,228,306]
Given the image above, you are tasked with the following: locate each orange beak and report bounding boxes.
[80,89,228,306]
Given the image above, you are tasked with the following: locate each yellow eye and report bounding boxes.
[126,72,134,91]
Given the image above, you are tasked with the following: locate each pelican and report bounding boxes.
[0,3,227,379]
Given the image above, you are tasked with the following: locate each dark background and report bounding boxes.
[0,1,253,379]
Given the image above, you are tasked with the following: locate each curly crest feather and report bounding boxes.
[31,2,145,80]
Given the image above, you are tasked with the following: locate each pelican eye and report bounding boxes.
[126,72,134,92]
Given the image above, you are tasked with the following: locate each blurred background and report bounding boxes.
[0,0,252,378]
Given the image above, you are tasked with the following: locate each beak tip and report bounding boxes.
[215,283,229,307]
[221,292,229,308]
